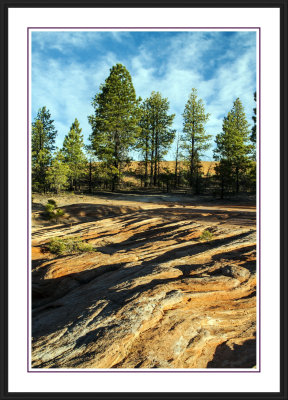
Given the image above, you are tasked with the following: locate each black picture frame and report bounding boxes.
[0,0,287,399]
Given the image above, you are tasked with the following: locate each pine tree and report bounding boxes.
[88,64,141,191]
[46,150,69,194]
[31,107,57,192]
[174,132,182,188]
[137,99,151,187]
[32,106,57,152]
[181,88,211,193]
[137,92,175,186]
[251,91,257,160]
[62,118,86,191]
[214,98,253,196]
[85,144,98,194]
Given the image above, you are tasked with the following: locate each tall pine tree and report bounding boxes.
[181,88,211,193]
[137,92,175,186]
[137,99,151,187]
[251,91,257,160]
[214,98,253,196]
[46,149,69,194]
[88,64,141,191]
[32,107,57,192]
[62,118,86,191]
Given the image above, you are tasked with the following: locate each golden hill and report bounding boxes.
[125,161,218,175]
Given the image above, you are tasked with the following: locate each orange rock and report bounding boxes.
[31,195,256,369]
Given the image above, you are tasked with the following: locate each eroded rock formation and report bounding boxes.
[31,195,256,369]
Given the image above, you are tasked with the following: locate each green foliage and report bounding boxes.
[159,167,174,192]
[62,118,86,190]
[137,91,175,186]
[251,92,257,160]
[85,144,98,193]
[89,64,141,190]
[214,98,254,195]
[181,88,211,193]
[44,201,65,221]
[46,150,70,194]
[32,107,57,192]
[47,236,95,255]
[199,230,214,241]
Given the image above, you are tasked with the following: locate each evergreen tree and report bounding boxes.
[137,92,175,186]
[251,91,257,160]
[174,132,182,188]
[88,64,141,191]
[32,106,57,152]
[214,98,253,196]
[85,143,98,194]
[62,118,86,191]
[46,150,69,194]
[181,88,211,193]
[31,107,57,192]
[137,99,151,187]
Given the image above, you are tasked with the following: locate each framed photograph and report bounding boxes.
[1,1,287,399]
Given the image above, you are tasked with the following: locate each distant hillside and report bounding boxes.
[124,161,218,175]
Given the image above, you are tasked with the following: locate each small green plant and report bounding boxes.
[47,236,95,255]
[199,230,214,242]
[44,201,65,222]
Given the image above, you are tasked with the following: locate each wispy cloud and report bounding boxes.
[32,30,256,160]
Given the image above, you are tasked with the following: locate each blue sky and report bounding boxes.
[31,30,256,161]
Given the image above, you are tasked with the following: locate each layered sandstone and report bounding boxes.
[31,193,256,369]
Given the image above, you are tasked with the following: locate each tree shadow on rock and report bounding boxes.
[207,339,256,368]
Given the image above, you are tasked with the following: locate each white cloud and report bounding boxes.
[32,53,112,148]
[128,31,256,159]
[32,30,256,160]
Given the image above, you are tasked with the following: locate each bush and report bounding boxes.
[44,201,65,222]
[199,230,214,242]
[47,236,95,255]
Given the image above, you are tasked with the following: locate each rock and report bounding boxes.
[31,197,256,369]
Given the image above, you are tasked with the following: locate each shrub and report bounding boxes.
[44,203,55,218]
[47,237,95,255]
[199,230,214,242]
[44,201,65,222]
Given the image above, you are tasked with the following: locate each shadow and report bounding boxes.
[32,229,255,342]
[85,191,256,208]
[32,202,46,212]
[207,339,256,368]
[95,228,254,260]
[211,245,256,273]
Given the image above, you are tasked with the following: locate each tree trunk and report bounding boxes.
[154,149,157,186]
[190,135,195,189]
[195,168,200,195]
[144,135,148,188]
[236,165,239,193]
[150,152,154,187]
[89,160,92,193]
[144,157,148,188]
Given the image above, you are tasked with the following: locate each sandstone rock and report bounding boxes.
[32,196,256,369]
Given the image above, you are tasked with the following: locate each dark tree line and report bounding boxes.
[32,63,257,197]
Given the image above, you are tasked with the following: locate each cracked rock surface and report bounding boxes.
[31,193,256,369]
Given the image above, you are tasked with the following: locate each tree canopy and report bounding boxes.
[181,88,211,193]
[214,98,253,195]
[88,63,141,190]
[31,107,57,192]
[62,118,86,191]
[31,66,256,196]
[137,91,175,186]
